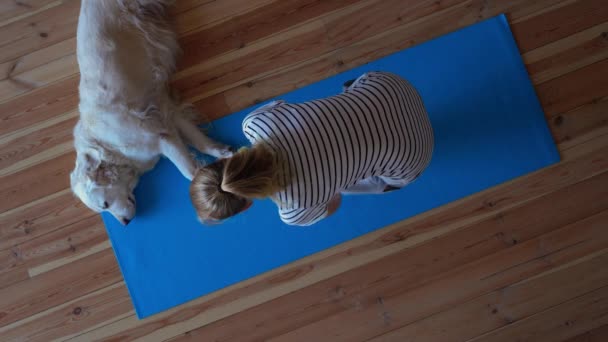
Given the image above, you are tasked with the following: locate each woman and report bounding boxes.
[190,72,434,226]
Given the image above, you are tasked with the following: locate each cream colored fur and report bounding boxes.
[71,0,232,225]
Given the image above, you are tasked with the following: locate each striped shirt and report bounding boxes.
[242,72,434,226]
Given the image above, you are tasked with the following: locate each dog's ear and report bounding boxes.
[93,163,121,186]
[81,153,118,186]
[83,153,100,173]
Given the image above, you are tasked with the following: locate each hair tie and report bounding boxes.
[218,183,229,194]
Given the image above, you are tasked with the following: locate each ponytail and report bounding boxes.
[221,144,279,198]
[190,144,280,222]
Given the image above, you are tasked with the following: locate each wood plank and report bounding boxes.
[267,209,608,342]
[469,285,608,342]
[324,0,464,49]
[0,0,61,27]
[563,324,608,342]
[0,51,77,103]
[0,116,75,175]
[28,240,109,277]
[0,152,73,213]
[536,58,608,116]
[0,0,79,64]
[0,283,132,342]
[559,128,608,160]
[549,97,608,145]
[177,0,360,69]
[0,215,106,289]
[332,0,561,75]
[194,0,575,118]
[0,270,29,296]
[174,0,473,102]
[68,145,608,341]
[483,0,570,20]
[0,248,121,327]
[173,0,276,35]
[0,75,78,137]
[524,21,608,84]
[165,172,608,342]
[213,53,341,117]
[0,0,288,86]
[511,0,608,52]
[367,249,608,341]
[326,0,570,52]
[0,190,93,252]
[192,93,233,123]
[172,0,214,15]
[0,141,73,178]
[173,19,332,101]
[1,0,272,93]
[0,37,75,82]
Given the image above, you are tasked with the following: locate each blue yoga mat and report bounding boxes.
[102,15,560,318]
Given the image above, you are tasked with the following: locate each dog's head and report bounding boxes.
[70,150,139,226]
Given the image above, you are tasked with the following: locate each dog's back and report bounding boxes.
[77,0,177,105]
[76,0,181,156]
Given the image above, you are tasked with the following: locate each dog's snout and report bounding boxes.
[121,218,132,226]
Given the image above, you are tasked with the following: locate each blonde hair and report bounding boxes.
[190,144,280,222]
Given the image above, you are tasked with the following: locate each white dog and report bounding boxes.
[71,0,232,225]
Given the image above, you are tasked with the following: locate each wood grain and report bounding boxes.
[0,0,61,27]
[0,116,75,174]
[177,0,359,69]
[511,0,608,52]
[0,51,77,103]
[195,0,594,118]
[563,324,608,342]
[172,0,275,35]
[0,248,121,327]
[524,21,608,84]
[0,0,79,64]
[549,97,608,146]
[0,75,79,136]
[1,0,608,341]
[537,58,608,116]
[0,215,107,288]
[0,189,94,252]
[0,152,73,213]
[368,251,608,342]
[0,283,132,342]
[468,284,608,342]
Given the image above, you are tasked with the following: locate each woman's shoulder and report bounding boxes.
[244,100,285,120]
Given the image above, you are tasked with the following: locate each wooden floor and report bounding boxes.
[0,0,607,341]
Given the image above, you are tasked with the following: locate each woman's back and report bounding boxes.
[242,72,434,226]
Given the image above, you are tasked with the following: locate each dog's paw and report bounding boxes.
[214,145,235,159]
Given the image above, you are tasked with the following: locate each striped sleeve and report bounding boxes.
[242,100,285,144]
[279,202,328,226]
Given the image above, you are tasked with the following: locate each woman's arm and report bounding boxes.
[278,193,342,226]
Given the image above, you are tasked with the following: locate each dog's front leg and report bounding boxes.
[175,116,233,158]
[159,134,196,180]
